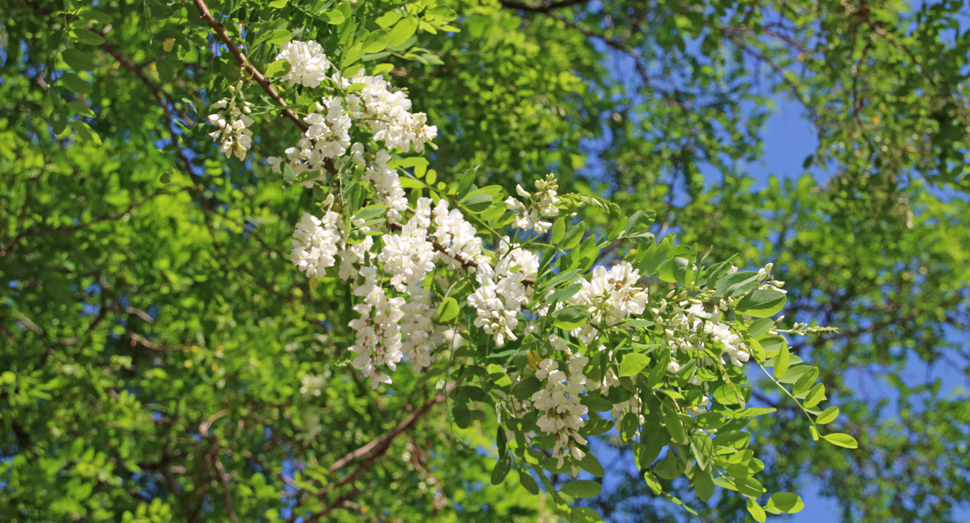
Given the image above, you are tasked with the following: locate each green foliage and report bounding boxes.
[1,0,969,522]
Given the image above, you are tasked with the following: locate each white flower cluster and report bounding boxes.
[568,262,649,343]
[290,211,343,278]
[365,149,409,221]
[268,42,437,212]
[467,239,538,347]
[378,199,435,292]
[611,396,645,436]
[341,73,438,153]
[207,83,254,161]
[430,200,487,268]
[349,267,406,389]
[289,195,486,385]
[399,289,441,371]
[532,354,589,468]
[505,175,562,233]
[276,40,331,88]
[299,370,331,396]
[664,300,751,369]
[758,262,786,294]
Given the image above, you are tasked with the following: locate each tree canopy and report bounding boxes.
[1,0,969,522]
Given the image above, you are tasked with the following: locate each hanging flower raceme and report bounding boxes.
[207,82,254,161]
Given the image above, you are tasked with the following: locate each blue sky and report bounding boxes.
[729,97,970,523]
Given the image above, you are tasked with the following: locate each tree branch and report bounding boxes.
[327,381,455,474]
[190,0,308,134]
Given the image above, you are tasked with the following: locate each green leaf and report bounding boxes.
[321,8,346,25]
[578,453,605,477]
[354,205,388,221]
[638,237,671,275]
[70,120,101,144]
[61,73,92,94]
[759,335,787,357]
[559,480,602,498]
[66,101,94,117]
[372,63,393,76]
[793,366,819,395]
[511,377,541,400]
[726,407,776,419]
[62,48,96,70]
[438,297,459,323]
[267,28,292,46]
[747,318,774,339]
[774,343,790,380]
[72,29,105,45]
[452,404,470,429]
[490,455,511,485]
[49,107,68,134]
[457,170,476,197]
[361,29,390,53]
[735,289,787,317]
[570,507,604,523]
[268,0,288,7]
[822,433,858,449]
[427,5,458,20]
[579,416,614,435]
[658,257,689,283]
[386,17,419,47]
[643,471,663,495]
[519,470,539,495]
[552,305,587,330]
[691,432,713,471]
[264,59,291,78]
[539,269,581,293]
[736,476,765,498]
[715,271,759,298]
[694,468,715,502]
[663,407,687,445]
[767,492,805,514]
[551,217,565,244]
[713,384,745,406]
[562,221,585,249]
[619,353,650,377]
[461,191,494,213]
[747,498,767,523]
[816,406,840,424]
[803,383,826,408]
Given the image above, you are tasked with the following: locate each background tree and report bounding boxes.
[1,0,968,522]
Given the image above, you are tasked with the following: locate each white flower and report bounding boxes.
[505,175,561,233]
[531,357,589,468]
[431,200,485,268]
[344,72,438,153]
[290,211,343,278]
[568,262,648,342]
[276,40,330,88]
[207,88,254,161]
[467,239,538,347]
[348,267,406,389]
[364,149,408,221]
[378,199,435,292]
